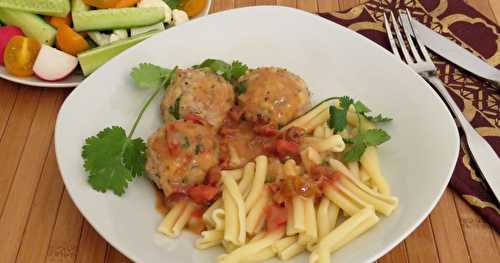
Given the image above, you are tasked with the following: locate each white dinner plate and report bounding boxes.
[0,0,212,88]
[55,6,459,263]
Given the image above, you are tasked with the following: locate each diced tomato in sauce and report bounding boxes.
[254,123,281,137]
[187,185,218,205]
[184,113,204,125]
[275,139,300,158]
[265,204,288,232]
[205,166,222,186]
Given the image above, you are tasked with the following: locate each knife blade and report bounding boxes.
[401,14,500,86]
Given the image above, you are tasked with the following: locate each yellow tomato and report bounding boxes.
[56,24,90,56]
[49,15,72,29]
[180,0,207,18]
[83,0,120,9]
[3,36,41,77]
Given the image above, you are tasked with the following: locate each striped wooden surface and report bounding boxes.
[0,1,499,263]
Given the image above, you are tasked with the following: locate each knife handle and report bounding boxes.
[426,75,500,202]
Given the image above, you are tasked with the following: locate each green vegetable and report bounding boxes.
[0,8,56,45]
[73,7,165,32]
[71,0,90,14]
[0,0,70,17]
[195,144,202,155]
[181,136,190,149]
[82,63,176,196]
[343,129,390,162]
[235,82,247,95]
[365,114,392,123]
[164,0,180,9]
[327,96,353,132]
[169,97,181,120]
[193,59,248,82]
[78,30,158,76]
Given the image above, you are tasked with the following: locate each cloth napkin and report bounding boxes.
[319,0,500,233]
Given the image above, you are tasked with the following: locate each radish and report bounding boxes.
[0,26,24,65]
[33,45,78,81]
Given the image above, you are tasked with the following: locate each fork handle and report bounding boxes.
[426,75,500,202]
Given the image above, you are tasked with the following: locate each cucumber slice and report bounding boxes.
[0,8,56,45]
[0,0,70,17]
[71,0,90,13]
[78,30,158,76]
[73,7,165,32]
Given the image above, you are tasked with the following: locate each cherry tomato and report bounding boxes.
[180,0,207,18]
[275,139,300,157]
[48,15,72,29]
[3,36,41,77]
[114,0,139,8]
[56,24,90,56]
[83,0,120,8]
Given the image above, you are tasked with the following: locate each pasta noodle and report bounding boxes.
[300,197,318,244]
[317,197,339,240]
[360,146,390,195]
[246,188,270,234]
[158,201,196,238]
[323,185,361,216]
[292,196,306,232]
[203,199,223,228]
[272,236,298,253]
[229,145,242,168]
[303,109,330,133]
[242,247,275,263]
[279,241,306,260]
[310,208,379,263]
[238,162,256,198]
[281,101,331,131]
[221,169,243,183]
[347,161,360,179]
[218,227,285,263]
[286,203,300,236]
[196,230,224,249]
[310,135,345,153]
[212,208,226,231]
[245,155,267,213]
[222,173,247,245]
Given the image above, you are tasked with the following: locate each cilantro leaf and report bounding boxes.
[131,63,171,89]
[328,106,348,132]
[230,61,248,80]
[339,96,354,109]
[163,0,180,9]
[364,129,391,146]
[343,142,367,163]
[365,114,393,123]
[193,59,248,82]
[82,127,146,196]
[235,82,247,95]
[169,97,181,120]
[342,137,355,144]
[353,101,370,114]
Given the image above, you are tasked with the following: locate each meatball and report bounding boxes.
[238,67,311,126]
[146,119,219,196]
[161,69,235,129]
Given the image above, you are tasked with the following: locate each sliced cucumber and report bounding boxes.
[0,0,70,17]
[71,0,90,13]
[73,7,165,32]
[0,8,56,45]
[130,22,165,36]
[78,30,158,76]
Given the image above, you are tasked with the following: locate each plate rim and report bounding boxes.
[54,5,460,263]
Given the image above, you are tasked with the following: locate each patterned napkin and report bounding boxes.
[319,0,499,233]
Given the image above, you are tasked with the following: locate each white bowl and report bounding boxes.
[0,0,212,88]
[55,6,459,263]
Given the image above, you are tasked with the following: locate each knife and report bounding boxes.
[400,14,500,89]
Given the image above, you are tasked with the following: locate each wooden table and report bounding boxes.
[0,1,499,263]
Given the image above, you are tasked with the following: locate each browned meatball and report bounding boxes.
[238,67,311,126]
[145,119,219,196]
[161,69,235,129]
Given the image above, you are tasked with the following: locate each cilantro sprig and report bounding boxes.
[82,63,176,196]
[193,59,248,83]
[325,96,392,162]
[163,0,180,9]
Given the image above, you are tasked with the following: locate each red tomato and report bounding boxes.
[184,113,204,125]
[265,204,288,232]
[188,185,218,204]
[275,139,300,157]
[254,124,280,137]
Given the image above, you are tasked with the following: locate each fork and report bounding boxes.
[383,10,500,202]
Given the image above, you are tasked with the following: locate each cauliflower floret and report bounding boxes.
[172,9,189,26]
[88,30,128,46]
[137,0,172,23]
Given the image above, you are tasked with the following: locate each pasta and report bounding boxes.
[154,92,397,263]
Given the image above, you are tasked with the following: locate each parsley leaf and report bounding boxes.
[193,59,248,82]
[163,0,180,9]
[339,96,354,109]
[131,63,171,89]
[343,141,367,163]
[364,129,391,146]
[328,106,347,132]
[82,63,176,196]
[169,97,181,120]
[365,114,393,123]
[82,127,146,196]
